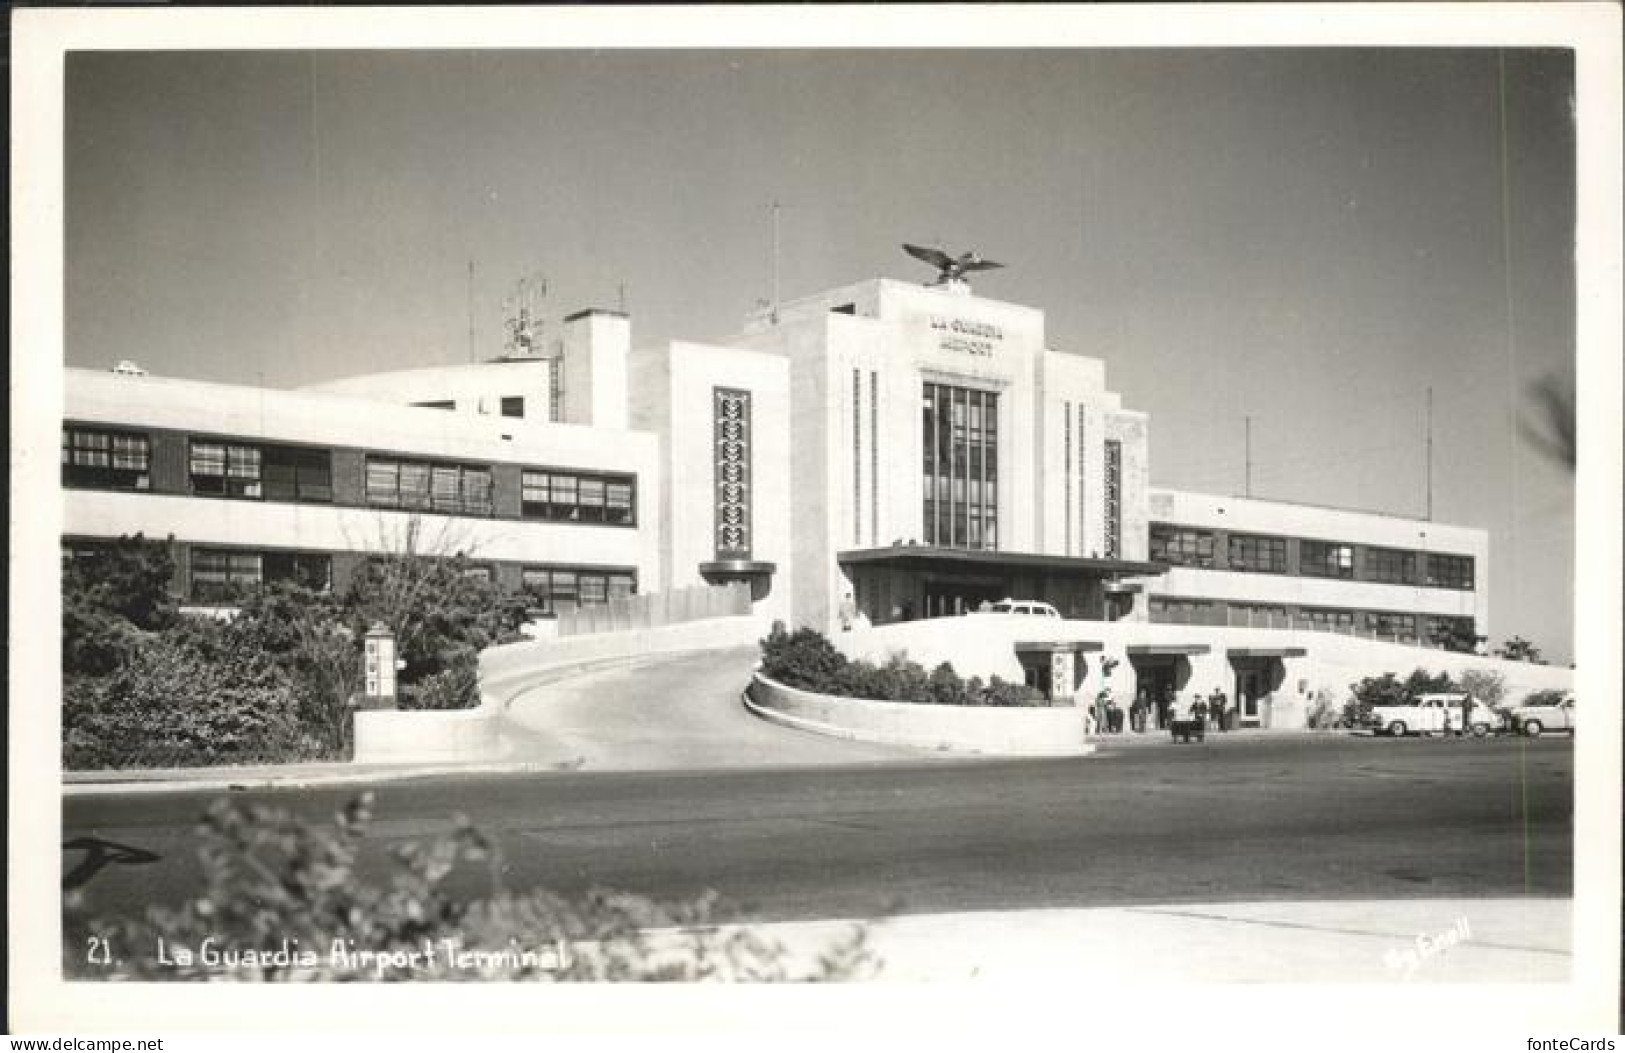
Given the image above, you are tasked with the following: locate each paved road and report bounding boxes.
[498,645,921,769]
[64,735,1573,928]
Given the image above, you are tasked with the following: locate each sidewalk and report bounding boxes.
[730,896,1570,983]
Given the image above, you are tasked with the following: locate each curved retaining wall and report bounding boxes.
[354,615,770,764]
[353,702,501,764]
[746,673,1095,757]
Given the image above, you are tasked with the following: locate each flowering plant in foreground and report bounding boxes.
[65,793,875,982]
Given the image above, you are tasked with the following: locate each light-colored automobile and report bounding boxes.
[1367,692,1500,738]
[974,599,1061,619]
[1510,694,1575,738]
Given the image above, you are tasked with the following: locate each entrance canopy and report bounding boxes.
[839,544,1167,623]
[1127,643,1212,656]
[1227,647,1308,658]
[839,545,1163,577]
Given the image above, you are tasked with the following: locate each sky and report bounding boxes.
[63,47,1577,660]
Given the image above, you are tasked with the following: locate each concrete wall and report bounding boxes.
[660,342,793,624]
[747,673,1094,756]
[832,615,1573,731]
[353,702,502,764]
[305,359,558,423]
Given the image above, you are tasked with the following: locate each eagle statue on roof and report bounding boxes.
[902,243,1004,285]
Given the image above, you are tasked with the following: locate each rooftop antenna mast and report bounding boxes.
[501,272,548,358]
[771,199,781,324]
[1425,386,1434,521]
[466,260,476,363]
[1244,416,1253,498]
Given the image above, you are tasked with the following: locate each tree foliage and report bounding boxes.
[1345,668,1459,725]
[65,794,876,982]
[1494,636,1546,665]
[758,623,1045,707]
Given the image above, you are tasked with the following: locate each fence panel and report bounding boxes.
[555,582,754,638]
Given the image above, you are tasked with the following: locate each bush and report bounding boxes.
[1345,668,1458,726]
[1520,688,1568,708]
[1458,669,1507,709]
[758,623,1045,706]
[759,622,847,691]
[399,650,481,711]
[62,620,329,770]
[62,534,178,679]
[65,794,876,982]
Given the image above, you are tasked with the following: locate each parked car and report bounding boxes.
[972,599,1061,619]
[1509,694,1576,738]
[1366,692,1500,738]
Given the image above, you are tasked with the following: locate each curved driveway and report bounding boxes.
[499,645,926,770]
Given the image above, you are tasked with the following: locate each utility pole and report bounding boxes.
[466,260,476,363]
[770,199,781,324]
[1425,386,1434,521]
[1244,415,1253,498]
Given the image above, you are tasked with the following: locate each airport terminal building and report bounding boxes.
[62,267,1508,726]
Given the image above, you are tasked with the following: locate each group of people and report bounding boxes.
[1087,685,1236,735]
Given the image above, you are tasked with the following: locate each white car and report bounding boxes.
[1510,695,1575,738]
[975,599,1061,619]
[1368,693,1500,738]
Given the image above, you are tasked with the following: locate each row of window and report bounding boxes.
[175,544,639,612]
[1149,597,1476,645]
[1149,524,1474,590]
[63,425,637,527]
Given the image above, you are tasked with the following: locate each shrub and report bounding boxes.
[758,622,846,691]
[758,624,1045,707]
[64,794,876,982]
[983,676,1046,707]
[399,650,482,711]
[1458,669,1507,709]
[1520,688,1568,708]
[1346,668,1458,726]
[62,621,327,770]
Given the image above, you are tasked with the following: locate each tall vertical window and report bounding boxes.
[870,371,879,547]
[714,388,752,558]
[852,369,862,545]
[1300,540,1354,579]
[1063,402,1073,555]
[922,382,997,549]
[1103,439,1122,559]
[62,427,150,490]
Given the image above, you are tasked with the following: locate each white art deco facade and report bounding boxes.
[62,270,1510,726]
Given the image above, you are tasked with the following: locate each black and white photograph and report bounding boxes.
[9,3,1622,1040]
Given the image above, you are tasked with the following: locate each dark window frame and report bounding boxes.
[1425,553,1475,590]
[1299,539,1355,579]
[365,455,494,517]
[519,565,638,615]
[1364,546,1417,585]
[519,468,637,526]
[1227,533,1287,575]
[62,426,151,491]
[1149,524,1215,569]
